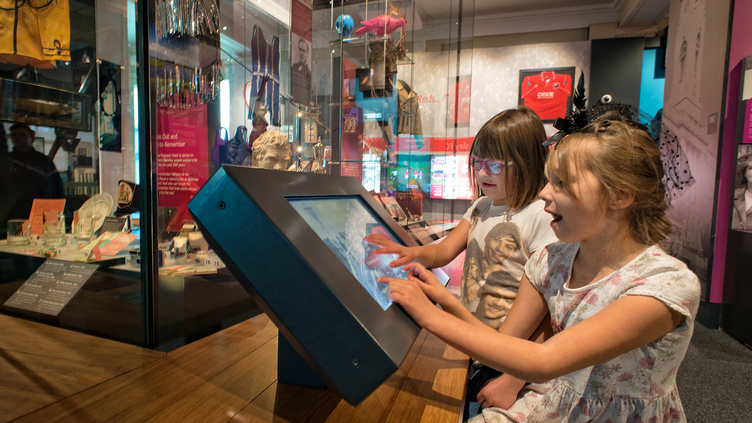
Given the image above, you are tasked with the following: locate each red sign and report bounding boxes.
[291,0,312,41]
[427,137,473,155]
[156,105,209,229]
[449,76,472,125]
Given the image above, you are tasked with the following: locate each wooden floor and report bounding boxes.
[0,312,468,423]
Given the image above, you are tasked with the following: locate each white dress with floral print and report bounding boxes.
[471,242,700,423]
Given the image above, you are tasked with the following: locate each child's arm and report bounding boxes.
[476,315,553,409]
[385,273,685,383]
[365,219,470,269]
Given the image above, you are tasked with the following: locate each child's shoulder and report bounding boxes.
[628,246,700,288]
[622,246,701,317]
[633,246,695,274]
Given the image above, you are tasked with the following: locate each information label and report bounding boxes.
[96,216,128,236]
[4,260,99,316]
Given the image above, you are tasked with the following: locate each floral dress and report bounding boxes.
[472,242,700,423]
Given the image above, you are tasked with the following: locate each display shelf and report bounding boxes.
[331,35,414,66]
[0,239,128,267]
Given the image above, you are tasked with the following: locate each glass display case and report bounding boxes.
[0,0,144,344]
[0,0,478,351]
[319,0,476,225]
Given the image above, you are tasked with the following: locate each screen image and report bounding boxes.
[289,197,409,311]
[392,155,430,195]
[430,154,472,200]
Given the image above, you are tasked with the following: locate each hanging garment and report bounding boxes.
[223,126,249,166]
[659,125,696,203]
[396,80,423,136]
[0,0,71,69]
[247,26,280,126]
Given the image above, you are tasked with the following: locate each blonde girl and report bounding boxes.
[382,120,700,422]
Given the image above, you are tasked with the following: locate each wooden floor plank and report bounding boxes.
[231,330,432,423]
[0,315,165,423]
[0,314,163,366]
[385,332,468,423]
[229,382,279,423]
[3,312,467,423]
[11,315,277,423]
[0,385,57,422]
[145,337,278,423]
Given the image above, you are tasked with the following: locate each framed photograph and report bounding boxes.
[518,67,576,122]
[732,144,752,231]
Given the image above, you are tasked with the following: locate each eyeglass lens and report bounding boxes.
[471,158,503,175]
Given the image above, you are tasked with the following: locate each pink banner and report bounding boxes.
[744,100,752,143]
[156,105,209,216]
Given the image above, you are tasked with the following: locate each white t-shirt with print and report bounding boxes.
[460,197,557,327]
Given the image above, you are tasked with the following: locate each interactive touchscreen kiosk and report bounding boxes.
[188,166,423,405]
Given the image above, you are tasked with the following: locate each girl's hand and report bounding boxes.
[476,374,527,410]
[401,262,451,306]
[364,234,421,267]
[379,276,438,328]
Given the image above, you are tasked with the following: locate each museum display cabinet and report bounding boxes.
[722,56,752,346]
[0,0,478,352]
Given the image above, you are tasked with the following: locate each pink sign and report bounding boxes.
[449,76,472,125]
[156,105,209,225]
[744,100,752,143]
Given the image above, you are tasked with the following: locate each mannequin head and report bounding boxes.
[252,131,291,170]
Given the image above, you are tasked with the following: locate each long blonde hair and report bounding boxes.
[547,120,671,245]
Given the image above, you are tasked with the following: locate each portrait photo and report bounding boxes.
[731,144,752,231]
[290,34,312,105]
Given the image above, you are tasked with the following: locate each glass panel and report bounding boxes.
[0,0,144,345]
[312,0,477,301]
[311,1,475,229]
[148,0,308,350]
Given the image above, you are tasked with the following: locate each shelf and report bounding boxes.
[330,35,414,65]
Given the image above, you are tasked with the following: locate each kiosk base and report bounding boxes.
[277,335,326,389]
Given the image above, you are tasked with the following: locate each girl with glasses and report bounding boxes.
[366,107,558,414]
[381,120,700,423]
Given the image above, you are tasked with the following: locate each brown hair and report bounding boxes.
[469,107,548,209]
[547,120,671,245]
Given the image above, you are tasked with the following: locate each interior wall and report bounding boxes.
[661,0,732,307]
[401,41,592,139]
